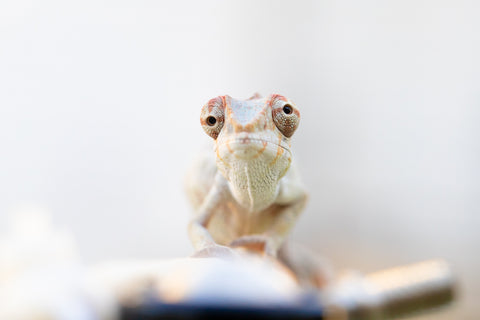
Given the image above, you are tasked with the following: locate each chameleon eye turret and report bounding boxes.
[272,101,300,138]
[200,97,225,139]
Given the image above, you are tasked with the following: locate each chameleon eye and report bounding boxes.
[272,102,300,138]
[207,116,217,126]
[283,104,292,114]
[200,102,225,139]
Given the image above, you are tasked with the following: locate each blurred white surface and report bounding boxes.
[0,211,115,320]
[0,0,478,318]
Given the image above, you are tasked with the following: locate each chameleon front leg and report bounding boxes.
[188,173,235,257]
[230,192,308,257]
[264,193,308,255]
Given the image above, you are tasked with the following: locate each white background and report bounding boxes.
[0,1,478,318]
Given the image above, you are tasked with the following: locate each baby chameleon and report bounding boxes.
[185,93,328,287]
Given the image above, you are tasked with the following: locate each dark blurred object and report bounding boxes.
[326,259,455,320]
[120,259,455,320]
[121,298,324,320]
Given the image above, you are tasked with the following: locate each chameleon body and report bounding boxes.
[185,93,327,286]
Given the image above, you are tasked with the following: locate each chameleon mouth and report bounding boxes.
[217,138,290,160]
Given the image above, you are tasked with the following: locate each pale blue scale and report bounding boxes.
[229,99,265,126]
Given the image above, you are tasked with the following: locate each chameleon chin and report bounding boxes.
[185,93,330,288]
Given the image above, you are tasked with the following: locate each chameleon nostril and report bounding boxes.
[240,136,250,144]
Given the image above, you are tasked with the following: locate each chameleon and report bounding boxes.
[185,93,328,287]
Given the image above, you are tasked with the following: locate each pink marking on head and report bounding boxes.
[247,92,262,100]
[207,96,222,112]
[221,95,229,107]
[268,94,288,106]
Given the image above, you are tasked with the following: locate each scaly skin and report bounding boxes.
[185,93,328,286]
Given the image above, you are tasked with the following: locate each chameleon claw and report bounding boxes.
[191,244,237,259]
[230,235,271,255]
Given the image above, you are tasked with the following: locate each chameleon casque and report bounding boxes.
[185,93,328,287]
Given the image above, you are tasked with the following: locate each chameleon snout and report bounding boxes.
[237,132,250,144]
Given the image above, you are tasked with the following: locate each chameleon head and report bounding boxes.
[200,94,301,211]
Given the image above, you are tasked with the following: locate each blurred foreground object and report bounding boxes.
[0,209,456,320]
[0,208,115,320]
[325,259,455,320]
[119,257,455,320]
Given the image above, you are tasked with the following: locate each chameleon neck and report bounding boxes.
[226,160,280,212]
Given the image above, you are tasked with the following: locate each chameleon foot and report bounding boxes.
[192,244,237,259]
